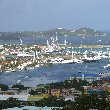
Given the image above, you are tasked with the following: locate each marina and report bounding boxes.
[0,35,110,87]
[1,1,110,109]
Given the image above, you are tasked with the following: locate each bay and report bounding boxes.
[0,36,110,86]
[0,35,110,45]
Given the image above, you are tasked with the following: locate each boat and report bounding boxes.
[82,57,98,63]
[17,65,24,70]
[11,69,16,72]
[50,57,74,64]
[103,64,110,68]
[61,59,75,64]
[82,55,99,63]
[4,68,16,73]
[25,76,29,79]
[73,58,84,63]
[17,80,21,84]
[50,57,64,64]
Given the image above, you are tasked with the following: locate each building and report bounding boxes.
[0,88,30,101]
[84,86,110,95]
[2,106,62,110]
[70,73,101,82]
[64,95,75,102]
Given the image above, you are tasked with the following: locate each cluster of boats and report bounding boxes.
[48,47,110,66]
[48,56,98,64]
[1,36,110,73]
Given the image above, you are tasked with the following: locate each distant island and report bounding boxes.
[0,27,108,40]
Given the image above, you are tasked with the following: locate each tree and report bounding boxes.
[12,84,25,90]
[66,94,110,110]
[0,98,20,109]
[0,83,9,91]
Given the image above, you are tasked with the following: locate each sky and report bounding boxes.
[0,0,110,32]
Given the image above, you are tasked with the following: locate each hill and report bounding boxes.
[0,27,108,40]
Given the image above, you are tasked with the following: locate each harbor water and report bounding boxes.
[0,36,110,86]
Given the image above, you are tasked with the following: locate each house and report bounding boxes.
[63,95,75,102]
[0,90,17,95]
[0,88,30,101]
[69,88,82,95]
[84,86,110,95]
[49,89,61,98]
[0,94,29,101]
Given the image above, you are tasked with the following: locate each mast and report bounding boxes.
[47,40,49,46]
[64,35,67,45]
[72,47,73,60]
[55,32,58,41]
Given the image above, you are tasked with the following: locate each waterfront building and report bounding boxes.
[0,88,30,101]
[70,73,101,82]
[84,86,110,95]
[2,106,62,110]
[0,94,29,101]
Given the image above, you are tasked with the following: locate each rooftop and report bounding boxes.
[3,106,62,110]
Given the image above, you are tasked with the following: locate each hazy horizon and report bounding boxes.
[0,27,109,33]
[0,0,110,32]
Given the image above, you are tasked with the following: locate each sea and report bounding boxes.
[0,35,110,87]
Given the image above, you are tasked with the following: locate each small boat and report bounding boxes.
[78,71,81,73]
[17,80,21,84]
[11,69,16,72]
[50,57,74,64]
[25,76,29,79]
[5,68,16,73]
[74,59,84,63]
[103,64,110,68]
[82,57,98,63]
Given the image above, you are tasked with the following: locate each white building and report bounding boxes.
[70,73,101,82]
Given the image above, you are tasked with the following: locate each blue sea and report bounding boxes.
[0,36,110,86]
[0,35,110,45]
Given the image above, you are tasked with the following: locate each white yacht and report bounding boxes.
[50,57,74,64]
[73,58,84,63]
[50,57,64,64]
[17,80,21,84]
[103,64,110,68]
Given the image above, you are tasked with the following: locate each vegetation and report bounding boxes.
[0,93,110,109]
[0,83,9,91]
[0,79,110,109]
[0,32,20,40]
[12,84,29,90]
[48,79,88,92]
[0,27,107,41]
[62,94,110,110]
